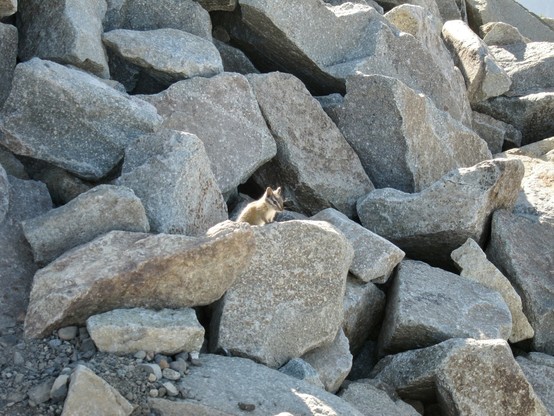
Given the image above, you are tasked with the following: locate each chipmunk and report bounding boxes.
[236,187,284,226]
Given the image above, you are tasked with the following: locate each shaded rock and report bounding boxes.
[18,0,109,78]
[358,158,523,266]
[378,0,465,22]
[140,73,276,196]
[248,72,373,217]
[451,238,534,342]
[50,374,69,402]
[379,260,512,355]
[139,363,162,381]
[442,19,511,103]
[87,308,204,355]
[0,145,27,179]
[213,39,259,74]
[24,221,254,338]
[150,354,365,415]
[211,220,353,368]
[337,74,489,192]
[472,111,522,154]
[487,210,554,355]
[348,340,378,381]
[0,59,161,180]
[22,185,149,265]
[481,21,529,46]
[312,208,404,283]
[0,22,17,108]
[57,326,78,341]
[278,358,324,389]
[0,0,16,17]
[61,365,133,416]
[517,355,554,415]
[28,378,55,406]
[116,129,227,235]
[197,0,236,12]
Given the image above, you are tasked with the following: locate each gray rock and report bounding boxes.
[527,352,554,368]
[442,19,511,104]
[211,220,353,368]
[312,208,404,283]
[0,145,27,179]
[517,356,554,415]
[24,221,254,338]
[248,72,373,217]
[379,260,512,355]
[302,329,352,393]
[18,0,109,78]
[87,308,204,355]
[162,368,181,381]
[472,111,522,154]
[487,210,554,355]
[278,358,324,389]
[149,354,365,415]
[0,59,162,180]
[116,129,227,235]
[0,23,17,108]
[28,378,55,406]
[57,326,78,341]
[22,185,149,265]
[62,365,133,416]
[336,74,490,192]
[481,21,529,46]
[0,164,8,223]
[162,381,179,397]
[197,0,236,12]
[139,363,162,381]
[358,158,523,266]
[140,73,276,196]
[50,374,69,402]
[213,39,259,74]
[0,0,16,17]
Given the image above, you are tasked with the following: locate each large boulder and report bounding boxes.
[211,220,353,368]
[0,23,17,108]
[248,72,373,217]
[24,222,254,338]
[0,59,162,180]
[357,158,523,266]
[517,354,554,415]
[480,21,530,46]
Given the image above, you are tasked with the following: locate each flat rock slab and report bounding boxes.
[0,59,161,180]
[357,158,524,266]
[0,22,17,108]
[211,220,353,368]
[24,222,254,338]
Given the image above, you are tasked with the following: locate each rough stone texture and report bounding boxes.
[211,220,353,368]
[149,354,365,416]
[0,145,27,179]
[312,208,404,283]
[278,358,324,389]
[442,19,511,104]
[302,329,352,393]
[481,21,529,46]
[213,39,259,74]
[0,164,8,223]
[336,74,490,192]
[21,185,149,265]
[0,22,17,109]
[103,0,212,39]
[0,175,52,330]
[451,238,534,342]
[357,158,524,266]
[517,355,554,415]
[472,111,522,154]
[0,59,161,180]
[61,365,133,416]
[18,0,109,78]
[140,73,276,196]
[102,29,223,88]
[379,260,512,355]
[197,0,236,12]
[487,210,554,355]
[87,308,204,355]
[377,0,465,22]
[24,222,254,338]
[248,72,373,217]
[0,0,16,17]
[116,129,227,235]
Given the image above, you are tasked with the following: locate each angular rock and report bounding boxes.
[50,374,69,402]
[0,59,162,180]
[481,21,529,46]
[88,308,203,355]
[472,111,522,154]
[213,40,259,75]
[379,260,512,355]
[487,210,554,355]
[211,220,353,368]
[24,222,254,338]
[278,358,324,389]
[61,365,133,416]
[28,378,55,406]
[0,0,16,17]
[378,0,465,22]
[451,238,534,342]
[22,185,149,265]
[442,19,511,103]
[0,23,17,108]
[116,129,227,235]
[248,72,373,217]
[197,0,236,12]
[18,0,109,78]
[0,164,8,223]
[517,355,554,415]
[0,145,27,179]
[140,73,276,196]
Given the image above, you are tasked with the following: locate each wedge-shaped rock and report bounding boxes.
[0,59,161,180]
[140,73,276,196]
[481,21,529,46]
[517,355,554,415]
[0,23,17,108]
[278,358,324,389]
[442,20,511,103]
[149,354,364,416]
[472,111,522,154]
[213,39,259,75]
[116,129,227,235]
[0,0,16,17]
[358,159,523,266]
[18,0,109,78]
[22,185,149,265]
[0,146,27,180]
[197,0,236,12]
[61,365,133,416]
[379,260,512,355]
[211,220,353,368]
[337,74,490,192]
[487,210,554,355]
[248,72,373,217]
[451,239,534,342]
[24,222,254,338]
[87,308,204,355]
[379,0,465,22]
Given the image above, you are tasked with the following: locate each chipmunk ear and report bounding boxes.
[265,187,273,196]
[275,187,282,195]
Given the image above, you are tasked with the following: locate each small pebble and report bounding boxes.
[169,360,187,374]
[238,402,256,412]
[57,326,78,341]
[158,359,170,369]
[162,368,180,381]
[149,389,159,398]
[13,351,24,365]
[48,339,62,348]
[163,382,179,397]
[134,351,147,360]
[158,387,167,398]
[148,373,157,383]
